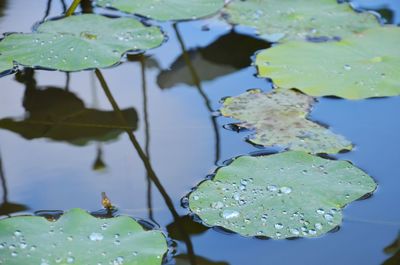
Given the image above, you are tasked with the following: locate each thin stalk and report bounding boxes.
[0,151,8,203]
[95,69,197,265]
[60,0,67,12]
[139,56,154,221]
[65,0,81,16]
[173,23,221,165]
[43,0,52,21]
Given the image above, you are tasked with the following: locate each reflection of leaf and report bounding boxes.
[166,216,208,241]
[383,233,400,265]
[0,208,168,265]
[175,254,229,265]
[0,87,138,146]
[96,0,225,21]
[224,0,379,42]
[221,89,352,154]
[189,151,377,239]
[0,14,164,73]
[158,31,269,88]
[256,27,400,99]
[0,202,28,216]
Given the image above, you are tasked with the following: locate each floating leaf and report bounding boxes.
[224,0,380,42]
[189,151,377,239]
[255,26,400,99]
[97,0,225,21]
[158,31,269,88]
[0,208,168,265]
[0,86,138,145]
[0,14,164,73]
[220,89,352,154]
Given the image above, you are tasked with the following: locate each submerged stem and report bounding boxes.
[173,23,221,165]
[65,0,81,16]
[95,69,197,265]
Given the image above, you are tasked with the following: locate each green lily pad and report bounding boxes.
[96,0,225,21]
[0,86,138,146]
[224,0,380,42]
[255,26,400,99]
[221,89,352,154]
[189,151,377,239]
[0,208,168,265]
[0,14,164,73]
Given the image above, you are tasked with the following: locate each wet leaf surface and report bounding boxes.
[221,89,352,154]
[0,14,164,73]
[224,0,380,42]
[96,0,225,21]
[0,208,168,265]
[256,26,400,99]
[189,151,377,239]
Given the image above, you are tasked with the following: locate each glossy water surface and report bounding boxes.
[0,1,399,264]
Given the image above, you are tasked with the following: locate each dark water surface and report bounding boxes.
[0,1,399,264]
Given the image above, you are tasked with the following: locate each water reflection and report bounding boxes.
[43,0,67,21]
[383,232,400,265]
[175,255,229,265]
[0,69,138,146]
[157,30,270,88]
[0,150,28,216]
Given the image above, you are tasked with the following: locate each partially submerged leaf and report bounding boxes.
[96,0,225,21]
[224,0,380,42]
[255,26,400,99]
[0,14,164,73]
[189,151,377,239]
[0,208,168,265]
[0,87,138,145]
[221,89,352,154]
[158,31,269,89]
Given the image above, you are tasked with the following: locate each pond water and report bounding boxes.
[0,0,399,264]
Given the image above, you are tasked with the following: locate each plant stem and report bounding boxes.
[65,0,81,16]
[95,69,197,265]
[173,23,221,165]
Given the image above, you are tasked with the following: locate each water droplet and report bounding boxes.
[267,185,278,192]
[324,213,333,222]
[261,214,268,222]
[14,230,22,237]
[132,251,138,256]
[69,47,74,52]
[221,209,240,219]
[279,186,292,194]
[67,256,75,264]
[211,201,224,209]
[290,228,300,235]
[11,251,18,257]
[89,232,104,241]
[192,195,199,201]
[316,208,325,215]
[274,223,284,229]
[344,64,352,70]
[315,223,323,230]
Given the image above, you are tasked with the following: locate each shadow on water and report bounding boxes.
[0,150,29,216]
[95,69,200,265]
[383,232,400,265]
[158,25,270,165]
[0,69,138,146]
